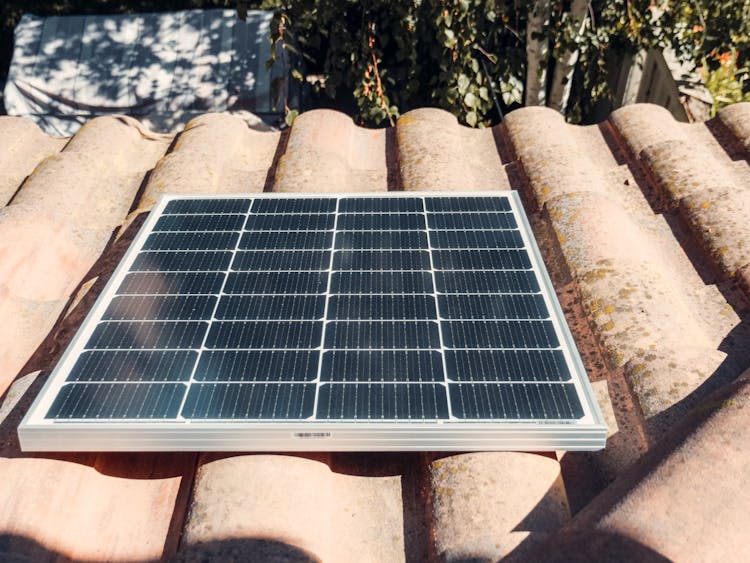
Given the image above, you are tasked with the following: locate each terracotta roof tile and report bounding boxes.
[429,452,569,560]
[0,118,66,206]
[528,370,750,562]
[0,103,748,560]
[397,108,509,191]
[717,102,750,153]
[275,110,386,192]
[0,116,170,395]
[140,113,280,211]
[613,104,750,287]
[184,454,404,561]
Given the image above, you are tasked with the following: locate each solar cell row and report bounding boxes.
[129,250,532,272]
[141,230,526,252]
[82,319,559,351]
[47,380,580,420]
[114,271,540,296]
[100,294,548,322]
[66,349,570,384]
[161,196,512,216]
[152,211,518,234]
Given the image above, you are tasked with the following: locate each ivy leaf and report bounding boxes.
[457,73,470,94]
[466,111,478,127]
[479,86,490,101]
[285,109,299,127]
[464,92,478,108]
[444,29,457,48]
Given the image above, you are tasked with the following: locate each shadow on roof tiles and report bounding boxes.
[503,529,671,563]
[0,533,320,563]
[170,537,319,563]
[704,116,749,163]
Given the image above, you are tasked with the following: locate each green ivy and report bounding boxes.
[272,1,675,126]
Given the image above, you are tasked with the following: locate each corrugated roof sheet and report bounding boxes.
[0,102,748,561]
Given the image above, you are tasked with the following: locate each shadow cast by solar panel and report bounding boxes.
[0,366,196,481]
[0,532,320,563]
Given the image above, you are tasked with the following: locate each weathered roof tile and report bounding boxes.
[0,116,170,394]
[397,108,509,191]
[0,102,747,561]
[140,113,280,211]
[717,101,750,153]
[429,452,569,561]
[0,117,66,206]
[274,110,387,192]
[534,370,750,562]
[184,455,404,562]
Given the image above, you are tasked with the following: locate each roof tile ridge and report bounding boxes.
[610,102,750,290]
[396,108,508,191]
[137,112,282,207]
[273,110,387,193]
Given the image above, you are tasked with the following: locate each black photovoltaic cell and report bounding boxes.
[132,251,232,272]
[245,213,335,231]
[438,294,549,320]
[232,250,331,271]
[321,351,444,382]
[337,213,425,231]
[164,198,251,215]
[442,320,559,349]
[143,231,239,251]
[88,321,207,350]
[48,383,186,419]
[225,272,327,295]
[432,250,531,270]
[449,383,582,419]
[325,321,440,349]
[425,196,511,212]
[44,195,589,426]
[428,229,524,249]
[68,350,198,382]
[335,230,427,250]
[240,231,333,250]
[339,197,423,213]
[117,272,225,295]
[328,295,436,320]
[435,270,538,294]
[444,349,571,382]
[216,295,325,320]
[333,250,431,270]
[103,295,216,321]
[183,383,316,419]
[207,321,322,349]
[195,350,320,382]
[154,213,246,232]
[427,212,517,230]
[316,383,449,419]
[331,271,434,294]
[252,198,336,214]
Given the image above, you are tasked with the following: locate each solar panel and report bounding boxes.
[19,193,607,451]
